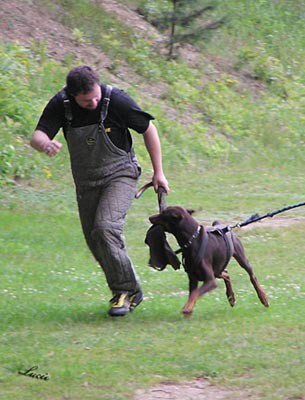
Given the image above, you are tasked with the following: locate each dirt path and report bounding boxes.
[135,377,247,400]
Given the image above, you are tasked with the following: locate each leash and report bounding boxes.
[136,181,305,228]
[135,181,167,212]
[230,200,305,229]
[135,181,154,199]
[137,182,305,272]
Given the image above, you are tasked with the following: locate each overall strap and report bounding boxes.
[101,85,113,123]
[60,89,73,131]
[61,85,112,129]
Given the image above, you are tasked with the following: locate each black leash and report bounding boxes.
[136,181,305,229]
[230,201,305,229]
[137,182,305,273]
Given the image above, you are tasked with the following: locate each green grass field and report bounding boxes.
[1,165,304,399]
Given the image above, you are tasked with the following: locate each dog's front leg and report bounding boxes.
[182,279,217,316]
[182,275,198,316]
[188,274,198,293]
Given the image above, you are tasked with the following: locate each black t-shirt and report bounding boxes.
[36,83,154,151]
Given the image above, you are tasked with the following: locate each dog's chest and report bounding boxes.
[184,251,209,281]
[183,230,232,280]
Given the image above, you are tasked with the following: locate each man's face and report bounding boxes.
[74,83,102,110]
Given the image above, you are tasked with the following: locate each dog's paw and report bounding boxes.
[182,308,193,317]
[228,295,236,307]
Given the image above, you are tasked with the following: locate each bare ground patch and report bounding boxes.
[0,0,110,69]
[135,377,249,400]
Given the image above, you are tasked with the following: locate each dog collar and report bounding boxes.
[181,225,201,250]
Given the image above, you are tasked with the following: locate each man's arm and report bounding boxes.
[143,121,170,194]
[30,130,62,157]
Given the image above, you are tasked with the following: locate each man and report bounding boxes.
[30,65,169,317]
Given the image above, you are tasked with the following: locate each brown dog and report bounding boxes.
[149,206,269,315]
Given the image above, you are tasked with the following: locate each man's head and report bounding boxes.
[66,65,101,110]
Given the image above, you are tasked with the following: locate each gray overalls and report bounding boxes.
[63,86,142,295]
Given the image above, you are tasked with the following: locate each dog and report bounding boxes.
[149,206,269,315]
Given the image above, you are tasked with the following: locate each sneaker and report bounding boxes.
[108,292,130,317]
[129,290,143,312]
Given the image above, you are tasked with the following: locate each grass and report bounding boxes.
[1,165,305,399]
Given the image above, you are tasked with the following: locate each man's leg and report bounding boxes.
[76,186,101,262]
[91,176,141,295]
[76,177,142,315]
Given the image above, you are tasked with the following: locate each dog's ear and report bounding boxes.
[187,209,195,215]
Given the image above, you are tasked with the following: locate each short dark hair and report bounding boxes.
[66,65,100,96]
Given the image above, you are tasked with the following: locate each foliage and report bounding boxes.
[37,0,305,167]
[0,43,66,185]
[1,0,305,184]
[139,0,224,59]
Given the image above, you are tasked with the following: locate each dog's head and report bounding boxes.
[149,206,196,235]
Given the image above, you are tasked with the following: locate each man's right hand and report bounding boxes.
[30,130,62,157]
[43,140,63,157]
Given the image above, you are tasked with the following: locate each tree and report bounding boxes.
[148,0,224,59]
